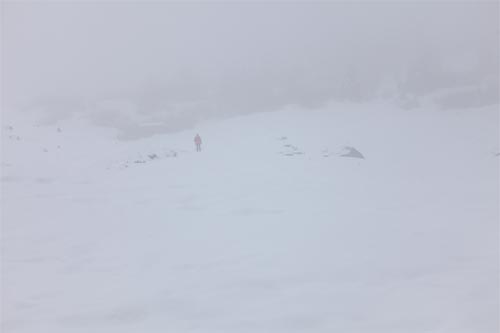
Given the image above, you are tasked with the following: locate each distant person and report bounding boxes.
[194,134,202,152]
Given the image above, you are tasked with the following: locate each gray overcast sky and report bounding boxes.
[2,1,498,113]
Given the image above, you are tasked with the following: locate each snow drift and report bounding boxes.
[1,102,499,332]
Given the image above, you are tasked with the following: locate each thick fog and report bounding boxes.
[2,2,499,332]
[3,1,499,133]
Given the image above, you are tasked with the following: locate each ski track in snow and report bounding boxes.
[1,103,499,332]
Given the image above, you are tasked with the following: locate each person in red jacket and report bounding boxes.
[194,134,202,152]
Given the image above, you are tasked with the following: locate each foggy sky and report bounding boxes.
[2,1,499,123]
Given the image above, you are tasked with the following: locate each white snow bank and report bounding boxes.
[1,102,499,332]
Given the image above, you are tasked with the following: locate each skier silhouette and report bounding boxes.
[194,134,202,152]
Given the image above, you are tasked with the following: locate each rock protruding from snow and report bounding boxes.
[277,137,304,156]
[280,143,304,156]
[340,146,365,159]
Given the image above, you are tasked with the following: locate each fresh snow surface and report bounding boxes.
[1,103,499,332]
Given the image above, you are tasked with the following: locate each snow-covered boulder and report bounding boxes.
[340,146,365,159]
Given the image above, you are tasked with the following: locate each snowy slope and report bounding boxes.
[1,102,499,332]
